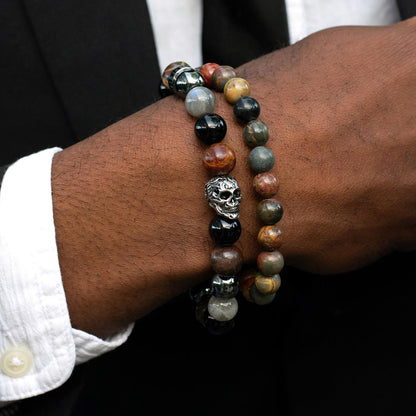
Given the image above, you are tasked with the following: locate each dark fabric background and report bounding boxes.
[0,1,415,415]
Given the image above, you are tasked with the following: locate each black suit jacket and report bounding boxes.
[1,1,415,415]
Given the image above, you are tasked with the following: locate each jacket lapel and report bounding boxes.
[22,0,160,140]
[396,0,416,18]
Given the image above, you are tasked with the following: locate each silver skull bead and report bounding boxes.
[205,176,242,220]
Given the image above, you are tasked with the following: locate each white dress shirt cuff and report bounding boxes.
[0,148,133,402]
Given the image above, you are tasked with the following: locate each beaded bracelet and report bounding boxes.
[160,62,284,334]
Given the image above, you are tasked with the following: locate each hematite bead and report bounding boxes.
[211,245,243,276]
[209,216,241,246]
[233,96,260,122]
[185,87,216,117]
[253,172,279,198]
[211,275,239,298]
[248,146,275,173]
[243,120,269,147]
[172,70,205,97]
[254,272,281,294]
[257,199,283,224]
[195,114,227,145]
[212,66,237,92]
[223,77,250,104]
[208,296,238,321]
[203,143,236,176]
[199,63,220,88]
[249,284,276,305]
[161,61,189,88]
[257,250,284,276]
[258,225,283,250]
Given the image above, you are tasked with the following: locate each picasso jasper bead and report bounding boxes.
[243,120,269,147]
[212,65,237,92]
[233,96,260,122]
[254,272,281,294]
[195,113,227,145]
[257,225,283,250]
[256,199,283,224]
[203,143,236,176]
[252,172,279,198]
[249,284,276,305]
[257,250,284,276]
[208,296,238,321]
[248,146,275,173]
[185,87,216,117]
[223,77,251,104]
[211,275,239,298]
[209,216,241,246]
[198,62,220,88]
[211,246,243,276]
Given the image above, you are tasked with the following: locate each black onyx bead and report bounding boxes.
[195,114,227,145]
[233,96,260,122]
[209,216,241,246]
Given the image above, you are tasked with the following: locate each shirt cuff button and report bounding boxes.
[0,346,33,378]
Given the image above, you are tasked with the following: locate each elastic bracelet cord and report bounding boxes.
[160,62,283,334]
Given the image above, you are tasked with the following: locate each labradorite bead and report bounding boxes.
[243,120,269,147]
[161,61,190,88]
[199,63,220,88]
[195,114,227,145]
[223,78,250,104]
[249,284,276,305]
[211,245,243,276]
[257,250,284,276]
[185,87,216,117]
[209,216,241,246]
[248,146,275,173]
[208,295,238,321]
[257,225,283,250]
[257,199,283,224]
[203,143,236,176]
[212,66,237,92]
[196,298,235,334]
[211,275,239,298]
[253,172,279,198]
[254,272,281,295]
[233,96,260,122]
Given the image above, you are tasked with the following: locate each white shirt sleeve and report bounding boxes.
[0,148,134,403]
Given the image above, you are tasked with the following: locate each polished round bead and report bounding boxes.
[208,296,238,321]
[249,284,276,305]
[233,96,260,122]
[212,65,237,92]
[254,272,281,294]
[159,80,173,98]
[258,225,283,250]
[248,146,275,173]
[211,245,243,276]
[185,87,216,117]
[195,298,235,334]
[161,61,190,88]
[239,268,256,302]
[253,172,279,198]
[189,281,212,303]
[243,120,269,147]
[199,63,220,88]
[209,216,241,246]
[195,114,227,145]
[223,78,251,104]
[203,143,236,176]
[257,199,283,224]
[257,250,284,276]
[211,275,239,298]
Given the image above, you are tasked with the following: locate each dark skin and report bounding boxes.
[52,18,416,338]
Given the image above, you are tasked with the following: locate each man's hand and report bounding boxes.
[52,18,416,337]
